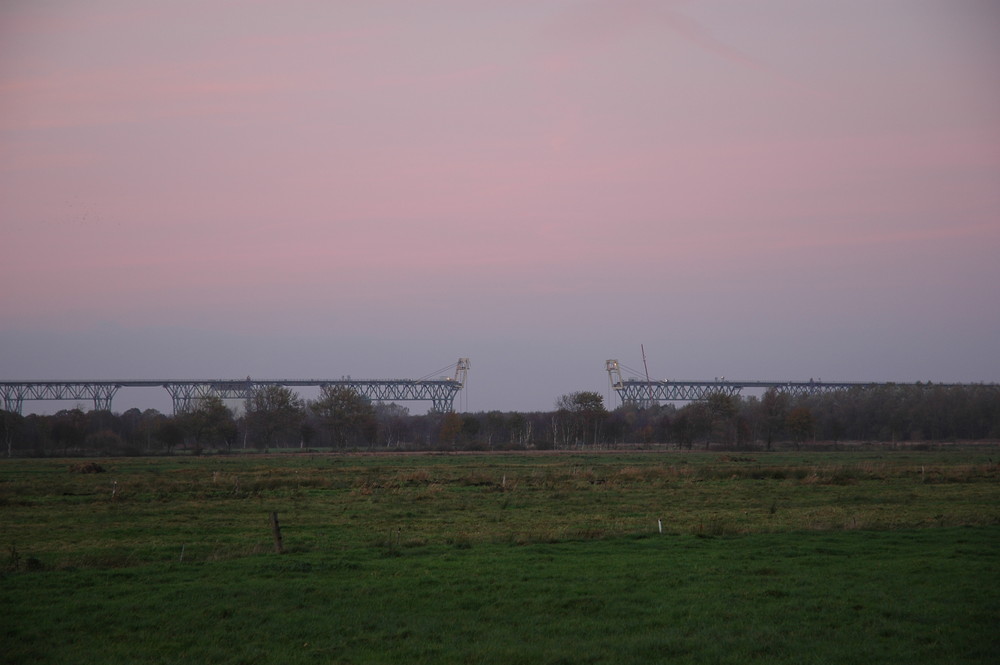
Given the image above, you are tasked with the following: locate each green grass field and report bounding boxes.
[2,449,998,664]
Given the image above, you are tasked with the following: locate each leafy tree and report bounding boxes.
[245,386,305,448]
[786,406,815,447]
[86,410,117,437]
[84,429,130,455]
[760,389,789,450]
[182,395,237,451]
[506,412,531,448]
[374,403,410,448]
[310,386,376,448]
[1,409,24,458]
[461,414,480,436]
[137,409,167,452]
[707,393,739,445]
[22,414,51,456]
[478,411,507,449]
[672,410,694,449]
[299,420,317,448]
[118,408,144,449]
[555,391,607,446]
[157,420,184,454]
[439,412,463,448]
[671,402,713,448]
[655,409,674,444]
[603,407,633,445]
[51,409,87,455]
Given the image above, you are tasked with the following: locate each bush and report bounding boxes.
[69,462,105,474]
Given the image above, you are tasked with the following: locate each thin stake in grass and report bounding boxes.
[270,512,284,553]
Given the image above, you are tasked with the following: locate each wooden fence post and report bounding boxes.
[270,511,284,553]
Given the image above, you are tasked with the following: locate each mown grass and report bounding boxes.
[2,448,998,663]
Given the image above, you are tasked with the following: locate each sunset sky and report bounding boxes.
[2,0,999,414]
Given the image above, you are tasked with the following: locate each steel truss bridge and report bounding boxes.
[1,359,470,415]
[606,359,994,405]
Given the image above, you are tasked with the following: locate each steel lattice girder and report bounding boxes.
[615,381,743,403]
[0,382,120,413]
[1,378,463,414]
[611,379,993,404]
[166,380,462,413]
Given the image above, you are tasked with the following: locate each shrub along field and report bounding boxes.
[2,448,998,664]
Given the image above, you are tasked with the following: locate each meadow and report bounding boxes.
[2,448,998,664]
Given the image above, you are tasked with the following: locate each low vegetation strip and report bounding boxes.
[2,449,998,663]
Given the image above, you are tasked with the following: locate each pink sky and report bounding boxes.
[2,0,999,413]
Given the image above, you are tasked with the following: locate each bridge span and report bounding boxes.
[605,360,996,405]
[1,359,470,415]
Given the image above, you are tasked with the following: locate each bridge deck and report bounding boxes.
[612,378,996,404]
[0,378,464,414]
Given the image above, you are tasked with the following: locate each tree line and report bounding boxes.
[1,383,998,457]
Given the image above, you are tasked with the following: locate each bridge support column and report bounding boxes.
[163,384,200,414]
[3,390,25,415]
[91,385,119,412]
